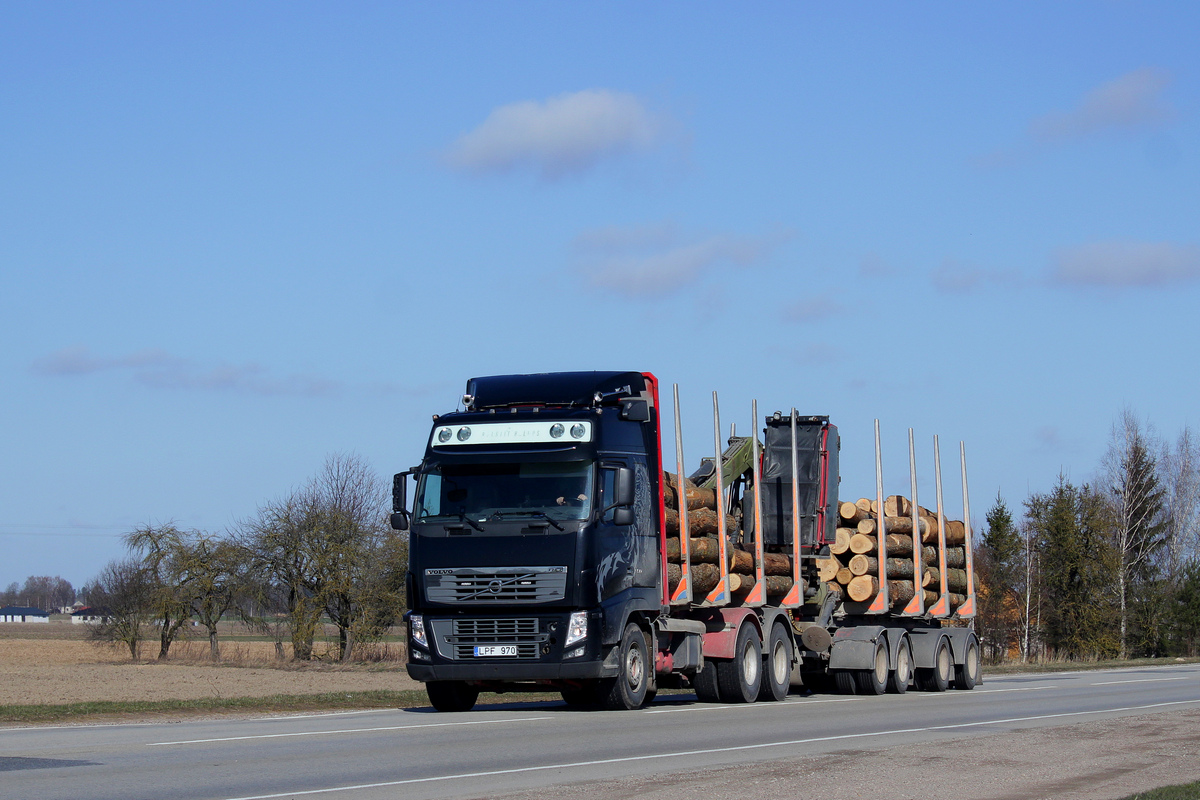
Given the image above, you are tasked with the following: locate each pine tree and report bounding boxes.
[977,493,1022,661]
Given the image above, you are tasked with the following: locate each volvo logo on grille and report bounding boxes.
[488,580,503,593]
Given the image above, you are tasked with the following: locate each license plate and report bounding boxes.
[474,645,518,657]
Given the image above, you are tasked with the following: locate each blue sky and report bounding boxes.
[3,3,1198,589]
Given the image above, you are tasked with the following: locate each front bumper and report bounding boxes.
[407,657,614,682]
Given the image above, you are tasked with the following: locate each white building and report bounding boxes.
[0,606,50,623]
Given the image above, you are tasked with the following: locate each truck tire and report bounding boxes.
[916,637,951,692]
[693,662,720,703]
[600,623,650,710]
[832,669,856,694]
[953,635,981,690]
[887,637,912,694]
[426,681,479,712]
[854,639,889,695]
[758,622,791,702]
[716,622,762,703]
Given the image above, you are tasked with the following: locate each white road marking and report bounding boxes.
[1090,676,1195,686]
[148,716,551,746]
[645,697,855,714]
[218,698,1200,800]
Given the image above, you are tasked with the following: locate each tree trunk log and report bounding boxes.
[848,554,878,576]
[846,575,878,602]
[665,507,736,537]
[884,495,913,517]
[839,501,869,524]
[835,566,854,586]
[830,527,854,555]
[849,533,878,554]
[944,519,966,545]
[817,556,840,582]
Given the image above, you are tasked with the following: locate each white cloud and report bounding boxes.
[1030,68,1174,143]
[1052,240,1200,287]
[930,259,1020,294]
[31,346,339,397]
[782,295,842,323]
[573,223,791,298]
[444,89,667,180]
[976,68,1175,168]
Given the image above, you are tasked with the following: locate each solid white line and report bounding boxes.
[644,697,854,715]
[149,716,551,746]
[219,698,1200,800]
[1090,676,1194,686]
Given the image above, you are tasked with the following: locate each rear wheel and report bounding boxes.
[426,681,479,712]
[953,636,981,690]
[758,622,792,702]
[832,669,856,695]
[887,638,912,694]
[693,662,720,702]
[916,637,951,692]
[600,623,650,710]
[716,623,762,703]
[854,639,888,695]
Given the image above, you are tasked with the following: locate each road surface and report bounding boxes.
[2,663,1198,800]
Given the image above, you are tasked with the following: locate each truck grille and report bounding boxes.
[424,567,567,605]
[427,617,545,660]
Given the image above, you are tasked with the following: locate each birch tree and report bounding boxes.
[1103,409,1168,659]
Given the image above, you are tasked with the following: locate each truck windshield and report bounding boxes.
[414,460,594,525]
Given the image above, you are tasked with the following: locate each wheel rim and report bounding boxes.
[626,643,645,691]
[897,646,911,684]
[741,641,759,686]
[937,643,951,680]
[771,640,788,683]
[873,645,888,684]
[967,643,979,680]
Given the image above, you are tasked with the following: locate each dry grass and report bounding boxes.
[0,621,420,707]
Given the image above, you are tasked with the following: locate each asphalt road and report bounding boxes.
[2,663,1198,800]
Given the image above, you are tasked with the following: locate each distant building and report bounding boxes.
[71,606,111,624]
[0,606,50,623]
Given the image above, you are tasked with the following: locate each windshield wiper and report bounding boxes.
[444,512,484,532]
[490,510,564,531]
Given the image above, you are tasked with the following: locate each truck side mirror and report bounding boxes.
[614,466,635,507]
[391,472,410,531]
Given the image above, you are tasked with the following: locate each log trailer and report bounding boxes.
[394,371,981,711]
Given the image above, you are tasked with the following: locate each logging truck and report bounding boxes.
[395,371,981,712]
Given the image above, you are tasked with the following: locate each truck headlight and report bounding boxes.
[564,611,587,647]
[410,614,428,648]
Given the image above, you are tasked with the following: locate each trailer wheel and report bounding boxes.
[758,622,791,702]
[601,623,650,710]
[716,622,762,703]
[953,635,981,690]
[426,681,479,712]
[916,637,951,692]
[854,639,888,695]
[887,638,912,694]
[693,661,720,702]
[832,669,856,694]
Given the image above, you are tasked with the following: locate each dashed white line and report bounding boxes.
[219,698,1200,800]
[148,716,552,746]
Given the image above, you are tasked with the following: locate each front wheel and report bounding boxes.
[600,623,650,710]
[427,681,479,712]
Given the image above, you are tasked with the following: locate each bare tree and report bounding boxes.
[1161,426,1200,581]
[237,453,402,662]
[185,534,244,661]
[124,524,194,661]
[86,559,153,661]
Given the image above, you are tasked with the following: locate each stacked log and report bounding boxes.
[662,471,801,599]
[827,495,970,612]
